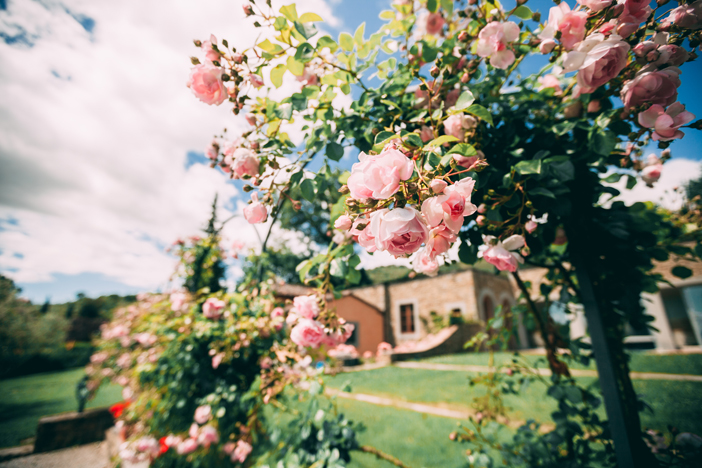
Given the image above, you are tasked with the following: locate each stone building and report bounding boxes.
[340,267,523,351]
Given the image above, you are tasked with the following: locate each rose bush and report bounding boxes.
[92,0,702,467]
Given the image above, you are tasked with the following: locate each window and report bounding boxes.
[400,303,415,334]
[346,321,359,346]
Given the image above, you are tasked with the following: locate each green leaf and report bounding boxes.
[425,135,458,148]
[279,4,298,21]
[465,104,493,125]
[299,12,323,22]
[374,131,395,144]
[672,266,693,279]
[626,174,637,190]
[294,42,315,63]
[286,56,304,76]
[317,36,338,53]
[257,39,284,55]
[300,178,316,202]
[404,133,424,148]
[354,22,365,46]
[440,0,454,15]
[512,5,533,19]
[274,103,292,120]
[290,171,304,185]
[379,10,395,20]
[294,21,317,39]
[339,32,354,52]
[440,152,453,167]
[459,242,478,264]
[427,0,438,13]
[270,64,286,88]
[589,129,616,156]
[380,99,400,110]
[529,187,555,198]
[553,121,576,136]
[695,244,702,260]
[347,268,361,285]
[273,16,288,31]
[291,93,308,111]
[602,172,623,183]
[454,90,475,110]
[514,159,542,175]
[544,157,575,182]
[447,143,477,156]
[326,142,344,161]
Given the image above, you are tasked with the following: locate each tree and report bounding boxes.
[39,298,51,314]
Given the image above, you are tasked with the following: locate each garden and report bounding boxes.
[3,0,702,467]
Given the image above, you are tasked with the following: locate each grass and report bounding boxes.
[335,398,469,468]
[0,368,123,448]
[419,351,702,375]
[324,365,702,435]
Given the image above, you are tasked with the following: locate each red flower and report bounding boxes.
[158,436,169,456]
[109,401,129,418]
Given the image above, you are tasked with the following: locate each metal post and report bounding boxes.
[571,250,657,468]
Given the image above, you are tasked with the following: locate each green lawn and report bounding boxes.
[324,365,702,436]
[335,398,469,468]
[0,368,123,448]
[419,351,702,375]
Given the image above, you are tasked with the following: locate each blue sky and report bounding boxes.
[0,0,700,303]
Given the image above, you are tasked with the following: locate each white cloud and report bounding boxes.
[0,0,339,291]
[608,158,701,210]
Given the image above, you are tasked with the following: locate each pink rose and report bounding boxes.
[245,113,257,126]
[356,223,377,253]
[664,0,702,30]
[562,33,630,94]
[197,426,219,448]
[587,100,601,113]
[425,224,457,256]
[248,74,264,88]
[177,438,198,455]
[290,319,325,348]
[187,64,227,106]
[638,102,695,141]
[201,34,222,63]
[430,179,447,194]
[621,66,681,109]
[116,353,131,368]
[421,178,477,232]
[271,307,284,318]
[657,45,689,67]
[334,214,352,230]
[347,148,414,200]
[136,437,160,458]
[445,89,460,108]
[194,405,211,424]
[212,353,224,369]
[244,193,268,224]
[537,74,562,93]
[412,248,440,277]
[292,295,319,319]
[425,12,445,35]
[170,292,187,312]
[202,298,225,320]
[296,67,318,86]
[230,148,259,178]
[539,3,587,51]
[444,113,477,141]
[539,39,556,54]
[483,235,525,272]
[476,21,520,69]
[232,440,252,463]
[641,164,663,185]
[243,4,254,16]
[368,207,428,257]
[232,53,244,63]
[525,220,538,233]
[578,0,612,12]
[420,125,433,143]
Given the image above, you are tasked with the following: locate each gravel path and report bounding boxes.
[0,443,109,468]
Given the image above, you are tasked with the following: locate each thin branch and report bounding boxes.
[511,271,571,378]
[357,445,413,468]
